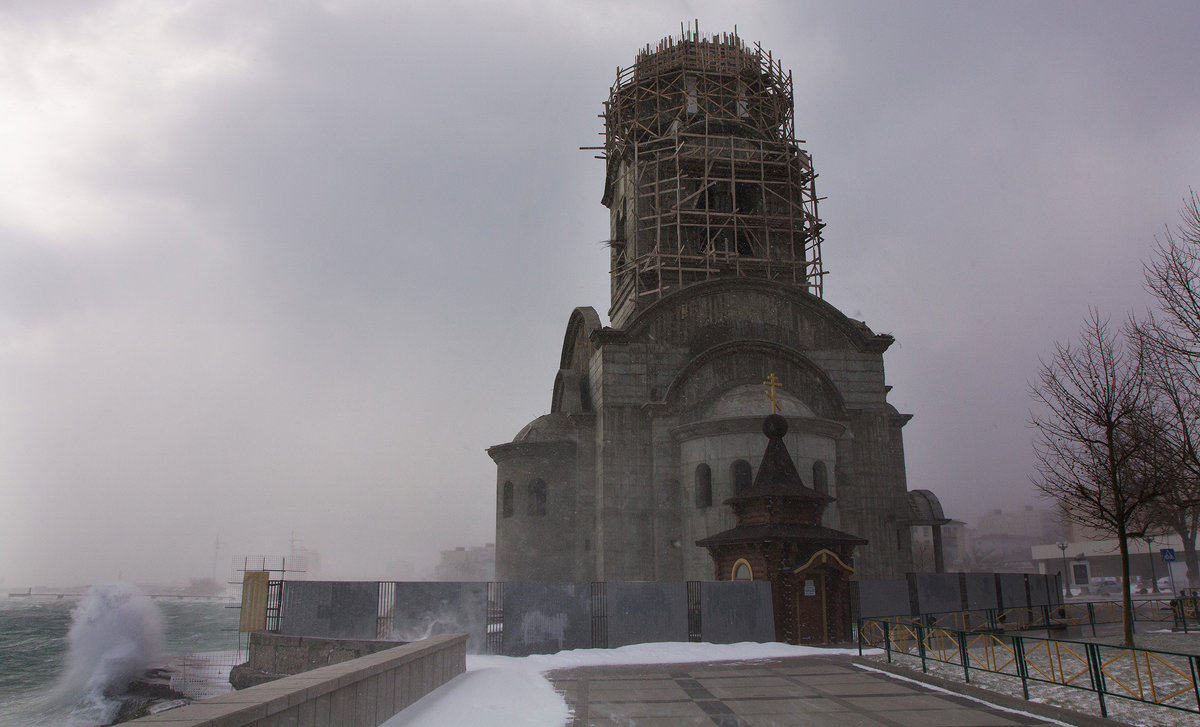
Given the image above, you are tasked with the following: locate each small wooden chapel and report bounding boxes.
[697,381,867,644]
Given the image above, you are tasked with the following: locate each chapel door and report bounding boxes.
[794,572,828,644]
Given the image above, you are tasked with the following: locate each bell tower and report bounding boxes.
[601,25,826,327]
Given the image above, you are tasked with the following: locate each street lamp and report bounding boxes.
[1056,541,1070,598]
[1146,534,1159,594]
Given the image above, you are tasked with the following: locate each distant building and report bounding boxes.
[961,506,1066,573]
[976,506,1064,542]
[432,543,495,582]
[1031,534,1189,592]
[489,29,935,582]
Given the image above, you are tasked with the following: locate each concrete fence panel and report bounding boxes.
[699,581,775,644]
[388,582,489,653]
[280,581,379,640]
[501,581,591,656]
[911,573,961,614]
[607,581,689,647]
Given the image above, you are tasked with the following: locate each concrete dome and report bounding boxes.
[514,413,577,443]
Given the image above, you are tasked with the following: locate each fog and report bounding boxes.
[2,1,1197,586]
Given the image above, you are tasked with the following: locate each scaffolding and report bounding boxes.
[600,25,825,326]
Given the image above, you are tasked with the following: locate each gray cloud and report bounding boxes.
[2,0,1198,585]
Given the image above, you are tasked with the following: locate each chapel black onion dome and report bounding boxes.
[725,414,831,504]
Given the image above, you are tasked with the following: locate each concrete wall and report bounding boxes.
[238,632,406,678]
[129,634,466,727]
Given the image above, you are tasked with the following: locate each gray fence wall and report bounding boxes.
[278,580,775,656]
[856,572,1062,618]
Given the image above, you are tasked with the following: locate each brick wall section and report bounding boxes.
[127,633,466,727]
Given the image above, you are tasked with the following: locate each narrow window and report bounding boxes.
[501,481,514,518]
[731,459,752,495]
[812,461,828,496]
[695,464,712,508]
[732,559,753,581]
[527,479,547,517]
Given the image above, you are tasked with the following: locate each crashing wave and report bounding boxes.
[54,584,165,723]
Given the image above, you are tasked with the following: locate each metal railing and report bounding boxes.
[264,580,283,632]
[859,613,1200,718]
[890,594,1200,640]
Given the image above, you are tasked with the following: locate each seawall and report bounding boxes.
[128,633,466,726]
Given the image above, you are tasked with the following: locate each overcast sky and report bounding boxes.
[2,0,1198,587]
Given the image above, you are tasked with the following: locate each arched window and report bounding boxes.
[501,481,514,518]
[527,479,547,517]
[731,459,752,495]
[812,461,828,496]
[732,558,753,581]
[695,464,712,508]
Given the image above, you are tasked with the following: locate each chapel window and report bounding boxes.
[527,479,547,517]
[501,481,514,518]
[812,461,828,496]
[695,463,712,508]
[732,559,753,580]
[731,459,752,495]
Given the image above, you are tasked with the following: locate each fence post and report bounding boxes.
[1190,654,1200,712]
[1087,642,1108,718]
[960,629,970,683]
[857,619,863,656]
[884,621,892,664]
[1043,604,1052,640]
[1013,635,1029,700]
[1087,602,1097,637]
[917,624,928,673]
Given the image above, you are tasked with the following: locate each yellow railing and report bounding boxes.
[859,617,1200,718]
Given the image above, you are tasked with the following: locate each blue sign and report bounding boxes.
[1162,548,1176,563]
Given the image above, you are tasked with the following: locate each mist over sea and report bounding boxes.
[0,586,240,726]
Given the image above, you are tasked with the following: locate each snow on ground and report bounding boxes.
[383,642,863,727]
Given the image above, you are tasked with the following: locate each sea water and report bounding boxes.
[0,585,241,726]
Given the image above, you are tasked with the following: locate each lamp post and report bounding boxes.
[1056,541,1070,598]
[1146,534,1159,593]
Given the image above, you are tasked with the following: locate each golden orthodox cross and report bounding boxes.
[763,373,781,414]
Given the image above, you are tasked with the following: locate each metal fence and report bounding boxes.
[896,594,1200,639]
[264,580,283,632]
[859,598,1200,719]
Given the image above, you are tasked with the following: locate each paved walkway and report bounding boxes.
[547,655,1109,727]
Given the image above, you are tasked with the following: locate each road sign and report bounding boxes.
[1162,548,1176,563]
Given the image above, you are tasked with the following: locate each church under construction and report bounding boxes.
[489,29,926,584]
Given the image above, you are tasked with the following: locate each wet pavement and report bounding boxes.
[547,654,1121,727]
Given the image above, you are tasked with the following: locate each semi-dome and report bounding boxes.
[513,413,577,443]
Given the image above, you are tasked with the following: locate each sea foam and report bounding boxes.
[55,584,164,722]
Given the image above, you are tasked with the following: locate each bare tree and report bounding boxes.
[1135,190,1200,587]
[1132,343,1200,587]
[1030,310,1166,647]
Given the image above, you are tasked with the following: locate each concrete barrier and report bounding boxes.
[230,632,409,688]
[129,633,466,726]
